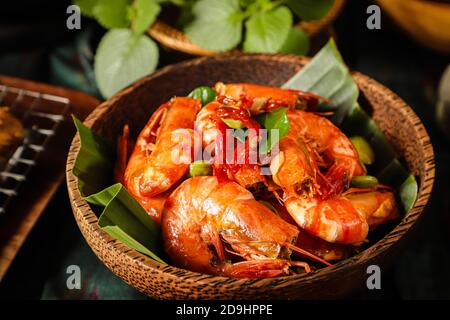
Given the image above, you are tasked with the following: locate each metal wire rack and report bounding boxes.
[0,85,70,216]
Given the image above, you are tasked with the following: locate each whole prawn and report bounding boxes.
[124,97,201,223]
[215,82,324,112]
[271,110,366,199]
[162,176,331,278]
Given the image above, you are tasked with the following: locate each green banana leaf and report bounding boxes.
[86,183,165,264]
[73,118,165,263]
[283,38,359,125]
[73,116,114,197]
[71,40,419,263]
[342,103,398,174]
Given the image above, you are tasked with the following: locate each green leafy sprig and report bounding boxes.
[75,0,165,98]
[184,0,334,54]
[75,0,334,98]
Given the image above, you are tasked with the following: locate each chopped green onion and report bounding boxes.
[350,136,375,165]
[189,160,213,177]
[350,175,378,189]
[188,86,216,106]
[222,118,245,129]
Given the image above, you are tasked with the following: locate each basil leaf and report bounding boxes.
[188,86,216,106]
[243,5,293,53]
[239,0,256,7]
[94,29,159,98]
[286,0,334,21]
[256,108,290,152]
[184,0,243,52]
[283,38,359,125]
[279,27,310,55]
[92,0,130,29]
[133,0,161,34]
[74,0,98,17]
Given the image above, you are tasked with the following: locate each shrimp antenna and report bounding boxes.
[283,242,332,267]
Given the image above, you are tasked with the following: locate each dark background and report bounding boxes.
[0,1,449,299]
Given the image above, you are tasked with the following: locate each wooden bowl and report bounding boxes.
[148,0,346,57]
[66,54,434,299]
[378,0,450,54]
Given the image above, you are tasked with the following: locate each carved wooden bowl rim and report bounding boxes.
[66,54,435,298]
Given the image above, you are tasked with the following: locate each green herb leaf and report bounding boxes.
[279,27,310,55]
[188,86,216,106]
[256,108,290,152]
[285,0,334,21]
[169,0,185,5]
[133,0,161,34]
[94,29,159,98]
[243,5,293,53]
[73,117,165,263]
[72,116,114,197]
[239,0,256,8]
[399,175,418,213]
[74,0,98,17]
[257,108,290,136]
[86,183,165,263]
[184,0,243,52]
[283,38,359,125]
[92,0,130,29]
